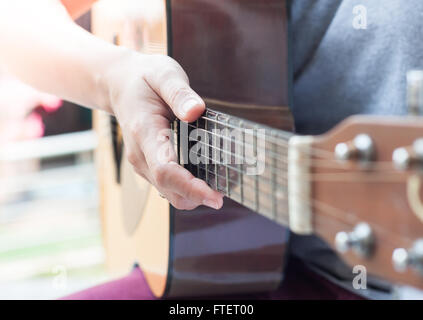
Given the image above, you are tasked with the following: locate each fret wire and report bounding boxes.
[225,117,230,197]
[196,119,200,179]
[214,115,218,190]
[205,118,209,184]
[272,132,277,219]
[240,120,245,205]
[254,126,259,212]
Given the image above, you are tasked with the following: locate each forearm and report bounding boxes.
[0,0,222,210]
[0,0,129,113]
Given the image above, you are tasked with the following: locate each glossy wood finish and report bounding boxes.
[166,0,291,297]
[93,0,292,298]
[169,0,292,130]
[312,116,423,290]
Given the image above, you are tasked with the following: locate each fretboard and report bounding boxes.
[174,108,293,226]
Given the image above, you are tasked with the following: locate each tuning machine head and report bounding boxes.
[334,134,375,164]
[392,138,423,170]
[392,239,423,276]
[335,222,375,258]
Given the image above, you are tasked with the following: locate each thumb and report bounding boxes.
[147,68,205,122]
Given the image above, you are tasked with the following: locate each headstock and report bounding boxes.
[311,115,423,290]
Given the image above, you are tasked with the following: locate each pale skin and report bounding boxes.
[0,0,224,210]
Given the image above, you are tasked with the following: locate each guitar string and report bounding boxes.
[104,120,405,178]
[187,139,408,184]
[109,116,399,172]
[108,112,408,172]
[185,123,405,171]
[102,117,415,245]
[191,153,406,199]
[196,115,336,159]
[197,161,414,244]
[186,134,402,174]
[309,198,413,244]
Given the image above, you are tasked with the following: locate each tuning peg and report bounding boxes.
[335,222,374,258]
[392,138,423,170]
[392,239,423,276]
[334,134,375,163]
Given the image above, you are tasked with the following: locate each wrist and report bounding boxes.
[96,45,141,115]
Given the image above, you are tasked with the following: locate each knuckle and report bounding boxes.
[155,67,178,87]
[152,164,168,187]
[157,55,178,68]
[162,56,187,78]
[127,151,139,166]
[167,85,192,106]
[128,121,145,138]
[185,180,198,200]
[133,166,146,179]
[171,199,185,210]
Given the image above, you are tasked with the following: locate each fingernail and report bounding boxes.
[203,199,220,210]
[181,99,200,117]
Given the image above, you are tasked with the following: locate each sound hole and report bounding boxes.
[110,116,123,183]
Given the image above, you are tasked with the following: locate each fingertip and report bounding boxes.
[202,191,224,210]
[179,199,199,211]
[202,199,220,210]
[179,98,205,122]
[215,198,224,210]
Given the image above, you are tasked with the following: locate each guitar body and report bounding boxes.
[93,0,293,298]
[164,0,293,298]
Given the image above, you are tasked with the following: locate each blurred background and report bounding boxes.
[0,0,166,299]
[0,12,109,299]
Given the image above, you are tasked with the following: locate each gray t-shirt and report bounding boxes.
[290,0,423,299]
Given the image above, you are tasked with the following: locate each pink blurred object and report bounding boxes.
[40,97,63,113]
[0,73,61,143]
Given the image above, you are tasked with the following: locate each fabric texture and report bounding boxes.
[292,0,423,134]
[289,0,423,299]
[61,257,363,300]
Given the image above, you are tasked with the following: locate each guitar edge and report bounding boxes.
[93,0,292,298]
[163,0,292,297]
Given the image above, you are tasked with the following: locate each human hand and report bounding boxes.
[105,52,224,211]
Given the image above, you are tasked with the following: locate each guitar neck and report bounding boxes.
[175,108,294,226]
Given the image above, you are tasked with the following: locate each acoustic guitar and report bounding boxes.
[92,0,423,298]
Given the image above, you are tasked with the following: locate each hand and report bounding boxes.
[105,52,224,211]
